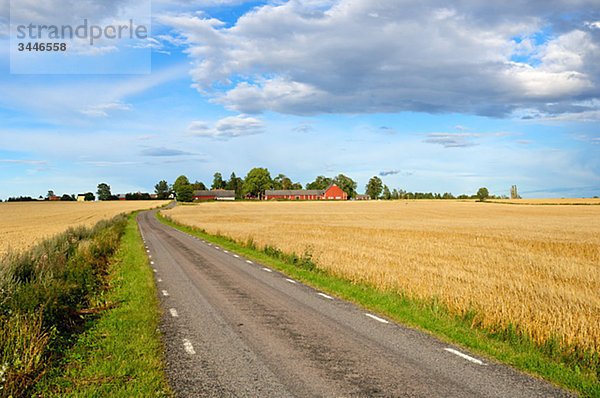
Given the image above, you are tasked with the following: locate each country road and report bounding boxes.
[137,209,574,397]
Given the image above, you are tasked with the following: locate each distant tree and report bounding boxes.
[243,168,272,199]
[290,182,303,190]
[391,188,399,200]
[192,180,206,191]
[333,174,357,198]
[46,190,55,199]
[306,176,332,190]
[382,185,391,200]
[211,173,226,190]
[60,194,75,201]
[97,183,112,201]
[173,175,191,200]
[476,187,489,202]
[365,176,383,200]
[442,192,455,199]
[177,184,194,202]
[226,172,244,199]
[84,192,95,201]
[273,174,294,190]
[155,180,171,199]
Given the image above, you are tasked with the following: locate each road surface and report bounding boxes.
[137,209,573,397]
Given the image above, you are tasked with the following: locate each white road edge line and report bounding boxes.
[262,267,273,273]
[233,254,239,258]
[223,250,229,253]
[246,260,253,264]
[317,293,333,300]
[169,308,179,317]
[444,348,484,365]
[150,261,155,265]
[157,278,163,282]
[365,313,389,324]
[153,268,158,273]
[183,339,196,355]
[162,290,169,297]
[285,278,297,284]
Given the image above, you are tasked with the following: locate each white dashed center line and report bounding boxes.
[169,308,179,317]
[183,339,196,355]
[262,267,273,273]
[285,278,297,284]
[162,290,169,297]
[365,313,389,324]
[317,293,333,300]
[444,348,484,365]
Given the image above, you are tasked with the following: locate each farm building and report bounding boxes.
[355,194,371,200]
[264,183,348,200]
[193,190,236,201]
[76,194,86,202]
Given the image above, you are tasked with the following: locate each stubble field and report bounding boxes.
[165,200,600,355]
[0,201,170,257]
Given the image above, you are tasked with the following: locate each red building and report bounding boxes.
[264,183,348,200]
[193,190,236,201]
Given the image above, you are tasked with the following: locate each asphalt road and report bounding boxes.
[137,209,574,397]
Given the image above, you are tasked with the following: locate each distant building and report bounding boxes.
[77,194,86,202]
[193,190,236,201]
[355,194,371,200]
[48,196,61,201]
[264,183,348,200]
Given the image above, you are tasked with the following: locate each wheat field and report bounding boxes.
[165,200,600,354]
[0,201,170,257]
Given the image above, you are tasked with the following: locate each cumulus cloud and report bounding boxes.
[188,115,264,138]
[159,0,600,118]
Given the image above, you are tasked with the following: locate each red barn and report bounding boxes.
[264,183,347,200]
[193,190,235,201]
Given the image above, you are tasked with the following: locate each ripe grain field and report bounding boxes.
[0,201,170,257]
[165,200,600,357]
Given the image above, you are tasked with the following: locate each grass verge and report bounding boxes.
[33,213,170,397]
[156,211,599,398]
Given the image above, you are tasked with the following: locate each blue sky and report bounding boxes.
[0,0,599,199]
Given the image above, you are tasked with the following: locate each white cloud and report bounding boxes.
[80,102,132,117]
[189,115,264,138]
[159,0,600,117]
[0,159,47,165]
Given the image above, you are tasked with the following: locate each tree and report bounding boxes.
[84,192,95,201]
[273,174,294,190]
[243,168,272,199]
[211,173,226,190]
[155,180,171,199]
[333,174,357,198]
[477,187,489,202]
[192,181,206,191]
[46,190,55,199]
[173,175,191,199]
[60,194,75,201]
[226,172,244,199]
[391,189,399,200]
[177,184,194,202]
[365,176,383,200]
[97,183,112,201]
[382,185,391,200]
[306,176,332,190]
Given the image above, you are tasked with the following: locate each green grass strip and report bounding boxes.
[156,211,599,398]
[34,213,171,397]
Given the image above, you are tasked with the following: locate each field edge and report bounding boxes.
[33,212,172,397]
[156,210,599,398]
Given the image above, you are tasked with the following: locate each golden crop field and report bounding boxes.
[165,200,600,354]
[0,201,170,257]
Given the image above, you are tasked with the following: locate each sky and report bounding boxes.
[0,0,599,199]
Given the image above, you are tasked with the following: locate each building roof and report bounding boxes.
[193,190,235,197]
[264,189,324,196]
